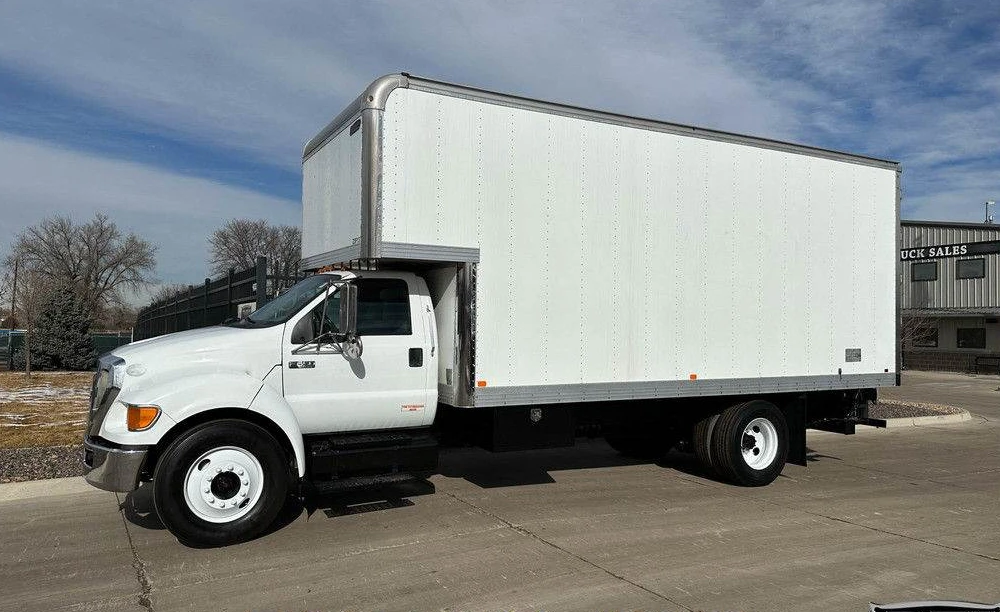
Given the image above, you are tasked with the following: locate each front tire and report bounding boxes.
[710,401,787,487]
[153,420,290,546]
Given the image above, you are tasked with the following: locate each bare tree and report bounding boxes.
[8,267,53,376]
[899,308,940,371]
[208,219,301,279]
[6,214,156,321]
[149,283,190,304]
[0,261,14,329]
[900,309,938,348]
[100,303,140,331]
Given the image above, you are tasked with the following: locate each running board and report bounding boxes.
[305,428,439,482]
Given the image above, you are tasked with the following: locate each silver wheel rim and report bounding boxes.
[741,417,778,470]
[183,446,264,523]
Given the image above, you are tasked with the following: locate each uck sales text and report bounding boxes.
[900,244,968,260]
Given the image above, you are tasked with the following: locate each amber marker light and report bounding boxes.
[477,380,488,387]
[126,404,161,431]
[689,374,698,380]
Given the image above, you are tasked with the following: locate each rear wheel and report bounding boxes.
[153,420,290,546]
[710,401,787,487]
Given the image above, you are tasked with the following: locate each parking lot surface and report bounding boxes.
[1,371,998,611]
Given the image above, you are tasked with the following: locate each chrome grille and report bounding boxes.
[92,369,111,413]
[87,369,102,430]
[87,359,121,437]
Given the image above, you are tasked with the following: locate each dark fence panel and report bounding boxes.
[0,329,17,365]
[93,332,133,355]
[3,330,131,369]
[133,257,307,341]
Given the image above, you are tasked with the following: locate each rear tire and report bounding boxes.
[693,413,720,475]
[711,401,787,487]
[153,419,290,546]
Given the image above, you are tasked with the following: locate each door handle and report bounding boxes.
[408,348,423,367]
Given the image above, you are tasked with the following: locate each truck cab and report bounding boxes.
[84,270,441,545]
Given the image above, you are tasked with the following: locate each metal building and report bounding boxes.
[900,220,1000,373]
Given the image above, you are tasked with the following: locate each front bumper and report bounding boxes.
[83,436,148,492]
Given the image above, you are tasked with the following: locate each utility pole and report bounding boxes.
[8,257,17,331]
[17,262,31,378]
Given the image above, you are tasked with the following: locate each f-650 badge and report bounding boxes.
[288,361,315,369]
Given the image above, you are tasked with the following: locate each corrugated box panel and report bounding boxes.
[302,115,364,263]
[381,88,898,387]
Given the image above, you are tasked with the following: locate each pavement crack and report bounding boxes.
[794,507,1000,564]
[676,475,1000,564]
[443,491,694,612]
[115,493,154,612]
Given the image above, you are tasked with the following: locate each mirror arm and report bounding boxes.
[292,332,344,355]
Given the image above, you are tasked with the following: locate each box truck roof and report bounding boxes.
[304,73,899,171]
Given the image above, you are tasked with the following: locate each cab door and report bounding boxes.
[282,276,432,434]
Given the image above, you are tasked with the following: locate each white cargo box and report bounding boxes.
[302,74,899,408]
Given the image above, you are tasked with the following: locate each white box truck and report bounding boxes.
[84,74,900,545]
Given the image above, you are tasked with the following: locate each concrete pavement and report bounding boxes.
[1,371,998,611]
[881,370,1000,419]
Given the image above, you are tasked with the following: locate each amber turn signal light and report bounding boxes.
[126,405,160,431]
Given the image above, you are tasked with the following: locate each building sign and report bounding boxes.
[900,239,1000,261]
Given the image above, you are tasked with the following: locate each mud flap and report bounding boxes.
[782,398,808,467]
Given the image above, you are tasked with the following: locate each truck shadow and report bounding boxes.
[121,479,438,541]
[121,441,841,544]
[654,445,839,483]
[438,438,656,488]
[307,479,435,519]
[439,439,839,488]
[120,484,166,530]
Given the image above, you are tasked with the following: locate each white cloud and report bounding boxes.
[0,0,797,167]
[672,0,1000,219]
[1,0,998,234]
[0,135,299,289]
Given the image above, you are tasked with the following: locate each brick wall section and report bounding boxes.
[903,350,978,372]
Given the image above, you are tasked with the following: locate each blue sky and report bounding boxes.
[1,1,999,297]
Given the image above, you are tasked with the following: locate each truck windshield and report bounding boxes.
[235,275,339,327]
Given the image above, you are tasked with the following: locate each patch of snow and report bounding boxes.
[0,386,89,403]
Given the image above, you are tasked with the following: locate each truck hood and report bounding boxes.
[111,325,282,381]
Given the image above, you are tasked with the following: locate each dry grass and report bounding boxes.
[0,371,92,449]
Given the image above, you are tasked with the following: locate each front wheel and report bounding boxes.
[710,401,787,487]
[153,420,290,546]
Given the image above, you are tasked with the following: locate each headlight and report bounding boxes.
[111,362,127,388]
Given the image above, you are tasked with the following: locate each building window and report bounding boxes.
[956,258,985,280]
[956,328,986,349]
[911,326,938,348]
[911,261,938,282]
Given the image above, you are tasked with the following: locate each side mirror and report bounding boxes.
[338,283,358,336]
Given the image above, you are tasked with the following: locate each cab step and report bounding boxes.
[305,427,438,481]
